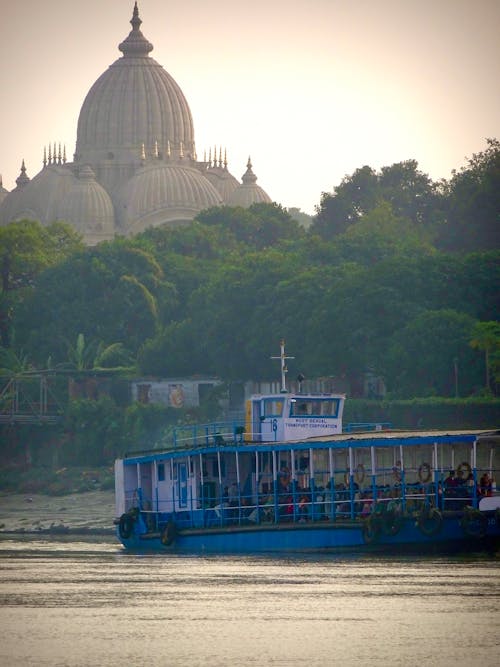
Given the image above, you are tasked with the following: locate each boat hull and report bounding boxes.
[116,511,500,554]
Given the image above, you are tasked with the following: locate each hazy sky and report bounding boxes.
[1,0,498,214]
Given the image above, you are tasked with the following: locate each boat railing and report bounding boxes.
[344,422,392,433]
[172,421,246,449]
[123,466,498,533]
[171,420,393,449]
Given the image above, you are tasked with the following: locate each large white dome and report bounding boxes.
[75,3,195,193]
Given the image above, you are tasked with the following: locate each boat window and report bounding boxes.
[290,399,339,417]
[262,398,284,417]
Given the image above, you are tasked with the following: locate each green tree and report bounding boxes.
[14,241,174,365]
[0,220,83,347]
[438,138,500,251]
[312,166,379,239]
[469,321,500,393]
[383,310,482,397]
[311,161,441,241]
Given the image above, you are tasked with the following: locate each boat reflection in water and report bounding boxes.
[114,342,500,553]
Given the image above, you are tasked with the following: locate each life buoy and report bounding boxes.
[457,461,472,480]
[362,515,381,544]
[461,508,487,539]
[161,521,177,547]
[416,507,442,536]
[418,463,432,484]
[355,464,365,485]
[118,512,135,539]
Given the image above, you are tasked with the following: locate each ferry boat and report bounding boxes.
[114,342,500,553]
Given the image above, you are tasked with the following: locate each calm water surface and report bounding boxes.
[0,537,498,666]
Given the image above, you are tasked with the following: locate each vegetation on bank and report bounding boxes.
[0,140,498,486]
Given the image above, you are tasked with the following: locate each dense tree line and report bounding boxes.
[1,139,499,401]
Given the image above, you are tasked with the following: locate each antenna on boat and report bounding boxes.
[271,339,295,393]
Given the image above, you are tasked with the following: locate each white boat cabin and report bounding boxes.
[245,391,344,442]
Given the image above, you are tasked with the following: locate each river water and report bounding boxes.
[0,537,498,667]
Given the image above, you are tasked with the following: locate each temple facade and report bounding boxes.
[0,3,272,245]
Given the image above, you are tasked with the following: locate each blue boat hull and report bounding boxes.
[117,511,500,554]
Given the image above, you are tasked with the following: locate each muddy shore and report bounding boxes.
[0,490,115,535]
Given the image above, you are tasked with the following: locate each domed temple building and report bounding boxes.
[0,3,272,245]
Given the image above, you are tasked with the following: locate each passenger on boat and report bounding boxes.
[360,493,372,518]
[227,482,239,518]
[298,495,309,522]
[444,470,458,489]
[479,473,493,497]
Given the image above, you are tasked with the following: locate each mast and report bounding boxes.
[271,339,294,393]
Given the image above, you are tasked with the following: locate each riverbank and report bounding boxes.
[0,490,115,535]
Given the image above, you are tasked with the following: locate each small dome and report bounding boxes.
[0,175,9,206]
[203,164,239,202]
[55,165,115,244]
[228,158,272,208]
[115,161,223,234]
[0,162,77,226]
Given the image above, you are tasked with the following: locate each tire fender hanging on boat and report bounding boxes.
[355,464,365,485]
[418,463,432,484]
[118,512,135,540]
[416,507,442,536]
[382,508,403,536]
[362,515,382,544]
[161,521,177,547]
[461,508,487,539]
[457,461,472,480]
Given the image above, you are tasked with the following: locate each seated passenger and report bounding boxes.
[479,473,492,497]
[298,495,309,522]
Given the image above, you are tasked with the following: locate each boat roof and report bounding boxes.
[300,428,495,444]
[121,429,497,465]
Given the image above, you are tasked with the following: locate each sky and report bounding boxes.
[1,0,499,215]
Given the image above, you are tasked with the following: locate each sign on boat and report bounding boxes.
[114,341,500,553]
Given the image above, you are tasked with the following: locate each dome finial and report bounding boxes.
[15,159,30,189]
[242,156,258,184]
[119,2,153,57]
[131,2,141,31]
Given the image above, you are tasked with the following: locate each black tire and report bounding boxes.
[118,513,135,539]
[161,521,177,547]
[417,508,442,536]
[382,509,403,536]
[461,509,487,539]
[362,515,381,544]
